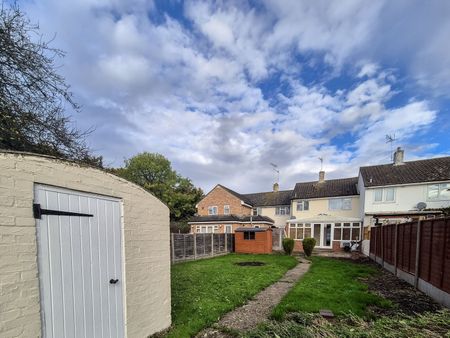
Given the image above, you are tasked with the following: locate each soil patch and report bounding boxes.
[362,262,442,316]
[235,261,266,267]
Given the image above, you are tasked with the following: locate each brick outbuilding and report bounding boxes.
[235,227,272,254]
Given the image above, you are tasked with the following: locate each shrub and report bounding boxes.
[302,238,316,257]
[282,238,295,255]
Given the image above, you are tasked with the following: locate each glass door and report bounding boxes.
[313,224,321,246]
[322,223,332,248]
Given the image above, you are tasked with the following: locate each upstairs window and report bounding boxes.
[208,206,218,215]
[224,205,230,215]
[252,207,261,216]
[329,198,352,210]
[427,183,450,200]
[244,231,256,240]
[296,200,309,211]
[275,206,290,215]
[373,188,396,203]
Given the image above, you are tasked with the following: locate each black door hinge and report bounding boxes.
[33,203,94,219]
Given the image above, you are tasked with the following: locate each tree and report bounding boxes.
[115,152,203,222]
[0,3,101,166]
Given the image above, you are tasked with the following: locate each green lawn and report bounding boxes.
[166,254,298,338]
[272,257,391,319]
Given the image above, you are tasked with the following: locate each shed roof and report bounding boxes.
[360,156,450,187]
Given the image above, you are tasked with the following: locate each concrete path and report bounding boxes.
[197,258,311,337]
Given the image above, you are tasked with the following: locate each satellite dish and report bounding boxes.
[417,202,427,211]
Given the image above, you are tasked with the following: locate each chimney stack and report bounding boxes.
[393,147,404,165]
[273,182,279,192]
[319,170,325,183]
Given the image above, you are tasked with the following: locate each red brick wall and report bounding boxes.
[235,230,272,254]
[197,186,252,216]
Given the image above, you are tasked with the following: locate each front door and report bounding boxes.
[35,184,125,338]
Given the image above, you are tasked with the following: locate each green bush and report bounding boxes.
[282,238,295,255]
[302,238,316,257]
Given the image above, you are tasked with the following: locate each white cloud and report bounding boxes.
[21,0,447,193]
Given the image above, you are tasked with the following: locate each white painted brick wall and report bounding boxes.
[0,152,171,338]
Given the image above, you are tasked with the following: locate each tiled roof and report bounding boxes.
[188,214,274,223]
[242,190,293,207]
[293,177,358,199]
[360,156,450,187]
[217,184,254,205]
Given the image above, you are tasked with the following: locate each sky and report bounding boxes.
[20,0,450,193]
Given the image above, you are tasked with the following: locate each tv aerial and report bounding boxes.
[270,163,279,183]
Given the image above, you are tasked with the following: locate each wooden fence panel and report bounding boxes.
[171,233,235,263]
[369,217,450,307]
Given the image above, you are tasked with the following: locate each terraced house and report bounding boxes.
[188,184,292,233]
[190,149,450,252]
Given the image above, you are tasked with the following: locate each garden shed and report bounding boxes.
[0,151,171,338]
[235,227,272,254]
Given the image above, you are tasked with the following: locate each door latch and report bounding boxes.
[109,279,119,284]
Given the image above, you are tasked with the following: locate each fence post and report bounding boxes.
[211,233,214,256]
[171,233,175,263]
[225,233,228,252]
[414,220,422,289]
[381,225,384,267]
[394,223,398,276]
[183,234,186,260]
[440,219,448,289]
[193,233,197,260]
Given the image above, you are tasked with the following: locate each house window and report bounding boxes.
[373,188,396,203]
[333,222,361,241]
[275,206,290,215]
[224,205,230,215]
[296,200,309,211]
[200,225,219,233]
[208,206,218,215]
[427,183,450,200]
[329,198,352,210]
[289,223,311,240]
[252,207,261,216]
[196,226,200,233]
[225,224,232,233]
[244,231,255,240]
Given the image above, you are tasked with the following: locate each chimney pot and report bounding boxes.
[319,171,325,183]
[393,147,404,165]
[273,182,279,192]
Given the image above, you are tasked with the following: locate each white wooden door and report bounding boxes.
[35,185,124,338]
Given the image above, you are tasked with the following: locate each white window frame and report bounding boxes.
[225,224,233,233]
[333,222,361,241]
[224,205,230,215]
[427,183,450,201]
[296,200,309,211]
[373,187,396,203]
[288,223,311,240]
[328,198,352,211]
[252,207,261,216]
[208,206,218,215]
[275,206,290,215]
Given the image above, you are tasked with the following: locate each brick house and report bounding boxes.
[188,184,275,233]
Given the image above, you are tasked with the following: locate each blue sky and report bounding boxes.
[22,0,450,193]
